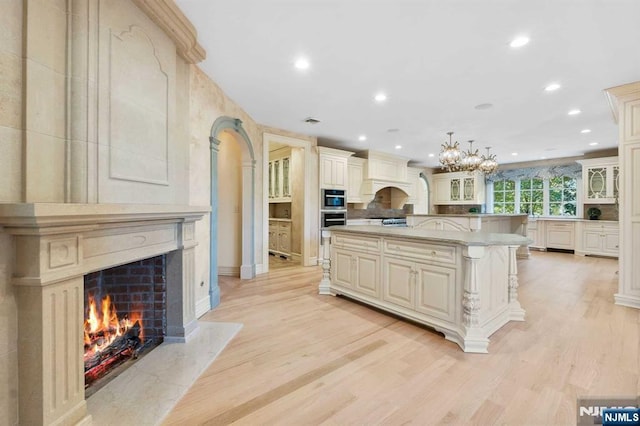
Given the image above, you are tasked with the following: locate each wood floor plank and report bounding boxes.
[164,251,635,425]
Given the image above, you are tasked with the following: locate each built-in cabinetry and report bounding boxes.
[268,148,291,202]
[575,221,619,257]
[268,219,291,257]
[545,220,575,250]
[577,157,619,204]
[526,218,546,250]
[433,171,486,205]
[347,157,365,203]
[318,146,353,190]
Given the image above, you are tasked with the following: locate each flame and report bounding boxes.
[84,294,143,360]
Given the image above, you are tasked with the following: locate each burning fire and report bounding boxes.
[84,294,143,360]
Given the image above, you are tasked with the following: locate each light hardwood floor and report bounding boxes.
[164,251,639,425]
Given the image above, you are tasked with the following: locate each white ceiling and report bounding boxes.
[175,0,640,168]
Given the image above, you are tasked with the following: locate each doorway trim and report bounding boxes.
[209,116,256,309]
[263,133,314,270]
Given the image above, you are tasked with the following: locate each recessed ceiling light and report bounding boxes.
[428,153,435,158]
[511,152,518,156]
[510,36,530,48]
[541,156,547,159]
[395,145,402,150]
[589,142,599,146]
[544,83,561,92]
[581,129,591,134]
[358,135,367,142]
[374,93,387,102]
[294,57,310,70]
[474,103,494,110]
[568,109,581,115]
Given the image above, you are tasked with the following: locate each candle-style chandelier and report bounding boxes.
[438,132,499,174]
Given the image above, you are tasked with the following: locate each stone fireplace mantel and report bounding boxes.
[0,203,209,425]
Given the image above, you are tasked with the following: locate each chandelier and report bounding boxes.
[479,146,499,175]
[438,132,462,172]
[438,132,499,174]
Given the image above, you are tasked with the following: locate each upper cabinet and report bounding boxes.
[318,147,354,190]
[432,171,486,205]
[577,157,619,204]
[347,157,366,203]
[269,147,292,202]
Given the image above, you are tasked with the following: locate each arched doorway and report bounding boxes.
[209,117,256,309]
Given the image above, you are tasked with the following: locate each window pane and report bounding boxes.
[521,191,531,202]
[521,179,531,190]
[495,192,504,202]
[564,203,576,216]
[494,180,504,191]
[532,190,543,202]
[505,180,515,191]
[505,191,515,202]
[533,203,543,215]
[550,189,562,201]
[532,179,543,189]
[550,177,562,188]
[505,204,515,213]
[549,203,561,216]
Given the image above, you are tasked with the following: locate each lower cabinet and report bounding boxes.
[383,256,456,323]
[268,219,291,257]
[332,248,380,298]
[545,221,575,250]
[577,221,619,257]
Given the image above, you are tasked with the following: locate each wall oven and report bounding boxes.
[321,211,347,228]
[321,189,346,210]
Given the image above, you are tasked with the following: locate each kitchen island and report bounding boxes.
[318,225,530,353]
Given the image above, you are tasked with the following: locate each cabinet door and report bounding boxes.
[273,160,281,198]
[613,166,620,199]
[583,231,603,252]
[333,158,347,189]
[353,253,381,298]
[602,232,619,255]
[268,162,274,198]
[382,257,414,309]
[434,177,451,204]
[587,166,607,200]
[282,157,290,197]
[546,223,575,249]
[268,223,277,251]
[278,223,291,254]
[463,177,474,201]
[347,163,363,202]
[332,249,356,289]
[414,263,456,323]
[450,178,461,201]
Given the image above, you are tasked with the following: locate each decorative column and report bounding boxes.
[461,245,489,353]
[240,159,256,279]
[318,229,333,295]
[209,137,221,308]
[606,81,640,309]
[508,244,526,321]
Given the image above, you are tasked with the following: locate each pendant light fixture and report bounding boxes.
[479,146,499,175]
[439,132,462,172]
[461,140,482,172]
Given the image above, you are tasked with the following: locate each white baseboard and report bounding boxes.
[218,266,240,276]
[614,293,640,309]
[196,296,211,318]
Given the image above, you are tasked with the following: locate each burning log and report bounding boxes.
[84,320,142,372]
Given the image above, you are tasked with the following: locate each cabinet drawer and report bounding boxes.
[279,222,291,231]
[332,233,381,252]
[383,239,456,265]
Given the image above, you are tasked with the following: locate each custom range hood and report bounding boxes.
[358,150,415,206]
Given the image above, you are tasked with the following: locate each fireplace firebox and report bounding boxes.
[83,255,167,394]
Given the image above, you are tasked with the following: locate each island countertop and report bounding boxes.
[407,213,527,218]
[329,225,531,246]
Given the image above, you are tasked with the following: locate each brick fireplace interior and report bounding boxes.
[84,255,167,396]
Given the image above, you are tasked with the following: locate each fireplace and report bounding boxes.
[83,256,167,395]
[0,203,208,425]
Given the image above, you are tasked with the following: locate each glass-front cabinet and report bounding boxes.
[268,149,292,202]
[450,178,461,201]
[578,157,619,204]
[433,171,485,205]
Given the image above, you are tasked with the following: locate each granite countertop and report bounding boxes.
[330,225,531,247]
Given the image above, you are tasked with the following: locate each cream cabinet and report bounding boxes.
[330,233,381,298]
[347,157,365,202]
[269,149,291,202]
[318,146,353,190]
[576,221,619,257]
[577,157,619,204]
[268,219,292,257]
[545,220,575,250]
[432,171,485,205]
[526,218,545,250]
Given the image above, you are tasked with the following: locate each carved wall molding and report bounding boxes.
[132,0,206,63]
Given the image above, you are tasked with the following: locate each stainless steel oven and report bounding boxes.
[321,211,347,227]
[321,189,346,210]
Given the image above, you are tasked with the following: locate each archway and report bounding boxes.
[419,172,431,214]
[209,117,256,309]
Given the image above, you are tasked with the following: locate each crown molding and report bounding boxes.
[132,0,206,63]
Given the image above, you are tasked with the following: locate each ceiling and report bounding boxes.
[174,0,640,168]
